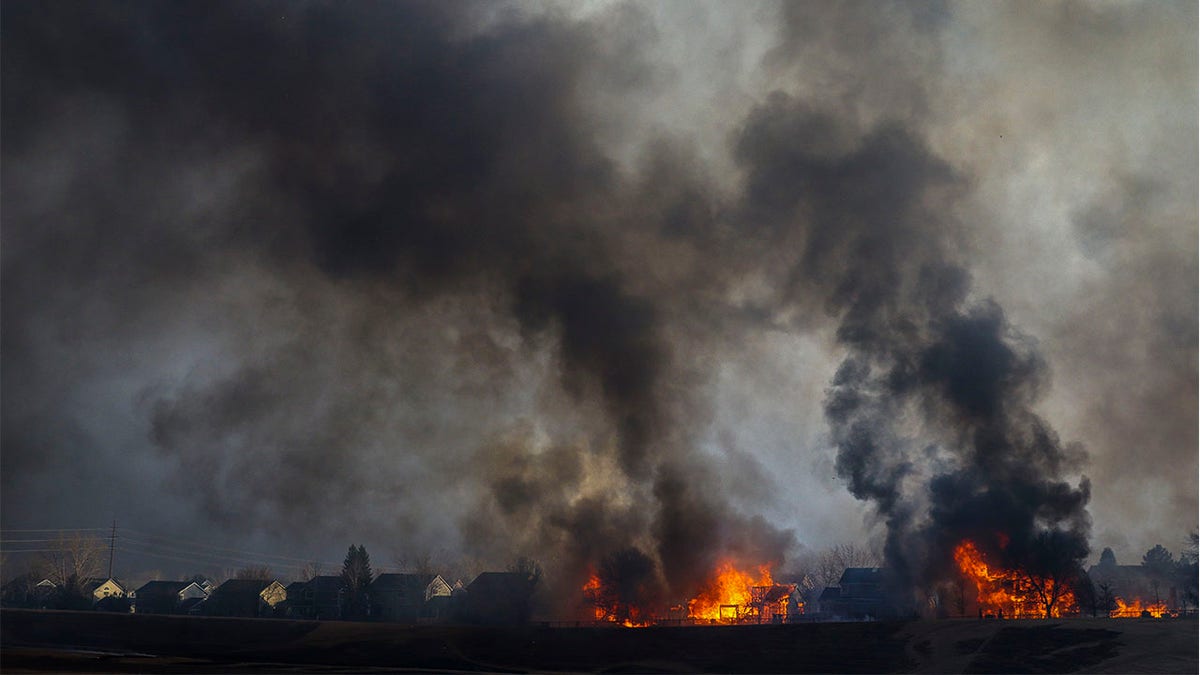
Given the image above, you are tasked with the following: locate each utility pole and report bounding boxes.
[108,519,116,579]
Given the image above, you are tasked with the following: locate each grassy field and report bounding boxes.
[1,608,1195,673]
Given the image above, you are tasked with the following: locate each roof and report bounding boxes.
[819,586,842,601]
[757,585,792,603]
[212,579,273,597]
[136,580,189,596]
[179,596,206,612]
[1,573,40,590]
[75,576,125,591]
[371,573,435,591]
[838,568,883,584]
[306,575,345,593]
[466,572,535,595]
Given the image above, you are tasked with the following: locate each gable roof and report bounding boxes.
[94,578,127,592]
[839,568,883,584]
[136,580,189,596]
[179,581,207,595]
[306,575,345,594]
[818,586,842,601]
[466,572,535,595]
[212,579,273,597]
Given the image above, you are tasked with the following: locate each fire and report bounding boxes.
[582,559,800,626]
[688,561,772,621]
[1110,597,1168,618]
[581,572,651,627]
[953,540,1077,618]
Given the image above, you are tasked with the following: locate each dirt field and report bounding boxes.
[1,609,1195,673]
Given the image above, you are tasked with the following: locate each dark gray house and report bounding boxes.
[457,572,537,624]
[133,581,187,614]
[370,574,453,622]
[820,568,886,619]
[287,575,344,620]
[205,579,287,617]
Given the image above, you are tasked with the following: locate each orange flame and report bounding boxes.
[954,540,1077,618]
[582,559,800,626]
[687,561,770,621]
[1110,597,1168,618]
[686,561,798,623]
[581,572,651,626]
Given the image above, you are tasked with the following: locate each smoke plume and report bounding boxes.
[3,1,1193,613]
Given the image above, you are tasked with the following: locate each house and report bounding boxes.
[287,576,344,620]
[132,580,208,615]
[817,586,842,614]
[205,579,287,618]
[370,574,453,622]
[1088,554,1156,600]
[92,578,128,603]
[1,575,57,608]
[457,572,537,624]
[179,595,208,615]
[819,568,886,619]
[283,581,306,616]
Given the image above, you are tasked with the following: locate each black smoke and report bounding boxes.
[733,94,1091,601]
[2,0,794,608]
[6,1,1189,617]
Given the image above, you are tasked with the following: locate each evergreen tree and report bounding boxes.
[1098,547,1117,567]
[1142,544,1175,604]
[341,545,373,619]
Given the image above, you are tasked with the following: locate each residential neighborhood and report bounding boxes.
[0,544,541,625]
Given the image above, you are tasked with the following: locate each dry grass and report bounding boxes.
[2,609,1195,673]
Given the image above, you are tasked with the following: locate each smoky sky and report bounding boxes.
[2,0,1195,601]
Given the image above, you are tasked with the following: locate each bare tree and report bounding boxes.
[393,548,490,582]
[814,543,881,589]
[1023,531,1088,618]
[394,550,438,576]
[38,533,106,592]
[299,561,323,582]
[235,565,274,580]
[508,556,543,587]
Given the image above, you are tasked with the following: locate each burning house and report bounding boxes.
[582,554,801,626]
[1087,549,1173,618]
[10,0,1192,636]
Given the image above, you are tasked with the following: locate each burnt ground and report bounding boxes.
[1,609,1195,674]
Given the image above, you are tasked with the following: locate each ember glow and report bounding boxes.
[953,540,1078,619]
[1110,597,1169,618]
[582,573,651,627]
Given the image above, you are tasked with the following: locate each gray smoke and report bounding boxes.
[2,0,1193,612]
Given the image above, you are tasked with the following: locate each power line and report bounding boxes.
[120,538,303,568]
[120,528,338,564]
[113,540,328,571]
[2,526,361,576]
[118,538,338,572]
[0,526,108,530]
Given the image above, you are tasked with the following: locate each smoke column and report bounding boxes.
[3,1,1193,613]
